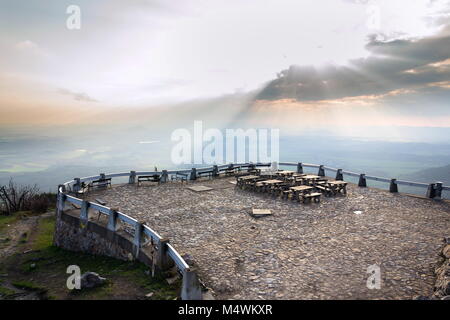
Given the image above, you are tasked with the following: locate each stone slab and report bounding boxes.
[187,185,214,192]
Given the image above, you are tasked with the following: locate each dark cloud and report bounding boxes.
[57,88,98,103]
[256,29,450,102]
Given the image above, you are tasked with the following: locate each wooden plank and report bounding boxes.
[252,209,272,217]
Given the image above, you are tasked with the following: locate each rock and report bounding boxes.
[182,254,195,266]
[145,292,154,298]
[442,245,450,259]
[441,295,450,300]
[166,276,179,285]
[30,263,36,269]
[443,237,450,244]
[80,272,106,289]
[413,295,431,300]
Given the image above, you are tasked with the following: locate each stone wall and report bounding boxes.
[54,210,154,267]
[53,208,204,300]
[433,238,450,299]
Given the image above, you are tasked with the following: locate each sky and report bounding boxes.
[0,0,450,129]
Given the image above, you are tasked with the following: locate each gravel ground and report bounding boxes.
[87,177,450,300]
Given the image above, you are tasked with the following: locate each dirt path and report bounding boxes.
[0,211,179,300]
[0,213,45,260]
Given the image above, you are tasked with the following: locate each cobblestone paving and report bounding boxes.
[88,178,450,300]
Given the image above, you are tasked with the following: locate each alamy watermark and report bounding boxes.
[66,5,81,30]
[66,265,81,290]
[171,121,279,165]
[366,264,381,290]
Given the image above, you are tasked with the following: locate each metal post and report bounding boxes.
[435,182,443,200]
[318,165,325,177]
[73,178,81,192]
[426,183,436,199]
[212,165,219,177]
[190,168,197,181]
[389,179,398,193]
[161,170,169,183]
[336,169,343,181]
[358,174,367,187]
[297,162,303,174]
[129,171,136,184]
[181,268,203,300]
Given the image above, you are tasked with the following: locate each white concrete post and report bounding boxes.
[181,268,203,300]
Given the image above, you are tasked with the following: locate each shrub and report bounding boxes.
[0,179,56,215]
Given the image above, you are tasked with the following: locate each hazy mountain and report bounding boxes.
[399,165,450,185]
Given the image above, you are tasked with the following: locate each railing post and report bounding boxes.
[57,186,66,215]
[129,171,136,184]
[389,179,398,193]
[156,238,171,270]
[80,200,89,224]
[107,208,119,232]
[133,221,144,258]
[297,162,303,174]
[318,165,325,177]
[73,178,81,192]
[435,182,443,200]
[358,174,367,187]
[426,183,436,198]
[271,161,278,172]
[190,168,197,181]
[212,165,219,177]
[161,170,169,183]
[336,169,343,181]
[181,268,203,300]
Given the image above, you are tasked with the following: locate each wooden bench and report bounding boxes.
[137,175,161,186]
[94,198,107,221]
[282,189,293,200]
[302,192,321,203]
[197,170,214,179]
[88,178,112,191]
[315,185,333,197]
[75,182,89,198]
[171,172,188,183]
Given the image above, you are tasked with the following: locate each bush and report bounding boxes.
[0,179,56,215]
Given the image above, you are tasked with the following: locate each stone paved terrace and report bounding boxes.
[87,177,450,300]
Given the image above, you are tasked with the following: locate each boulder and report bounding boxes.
[80,272,106,289]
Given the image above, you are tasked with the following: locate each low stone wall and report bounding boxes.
[54,210,154,266]
[433,239,450,299]
[53,208,204,300]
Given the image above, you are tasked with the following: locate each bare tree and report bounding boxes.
[0,179,39,215]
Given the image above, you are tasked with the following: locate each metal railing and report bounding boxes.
[56,161,447,299]
[279,162,448,199]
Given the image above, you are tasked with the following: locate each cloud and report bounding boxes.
[15,40,39,50]
[57,88,99,103]
[256,26,450,102]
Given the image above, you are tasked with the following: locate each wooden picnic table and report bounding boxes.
[260,179,284,193]
[302,175,320,179]
[295,174,321,185]
[237,175,260,188]
[237,175,259,181]
[290,185,314,201]
[326,180,348,195]
[276,170,295,176]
